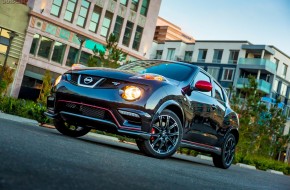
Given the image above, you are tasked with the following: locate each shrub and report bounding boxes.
[0,96,50,124]
[234,152,290,175]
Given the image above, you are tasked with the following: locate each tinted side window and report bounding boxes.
[194,72,212,96]
[214,82,224,102]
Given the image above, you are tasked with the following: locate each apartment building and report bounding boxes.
[154,17,195,43]
[9,0,161,99]
[0,2,30,94]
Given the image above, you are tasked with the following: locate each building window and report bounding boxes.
[64,0,77,22]
[228,50,239,64]
[122,21,134,47]
[66,46,78,66]
[197,49,207,62]
[207,67,220,80]
[184,51,193,62]
[76,0,90,28]
[131,0,139,11]
[101,12,113,38]
[80,51,90,66]
[113,16,124,39]
[166,48,175,60]
[273,79,279,92]
[281,83,287,96]
[0,28,9,54]
[155,50,162,59]
[29,34,40,55]
[222,68,234,81]
[282,63,288,78]
[37,36,53,59]
[274,58,279,71]
[285,106,290,119]
[50,0,63,17]
[89,5,102,32]
[52,41,66,64]
[213,49,223,63]
[132,26,143,51]
[0,44,7,54]
[120,0,127,6]
[140,0,149,16]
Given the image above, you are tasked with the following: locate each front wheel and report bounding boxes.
[212,133,236,169]
[137,110,182,159]
[54,119,91,137]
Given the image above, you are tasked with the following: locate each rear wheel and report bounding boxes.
[54,119,91,137]
[137,110,182,159]
[212,133,236,169]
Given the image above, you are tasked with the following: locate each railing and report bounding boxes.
[238,58,276,73]
[236,78,271,94]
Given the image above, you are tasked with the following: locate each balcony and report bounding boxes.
[236,78,271,94]
[238,58,276,74]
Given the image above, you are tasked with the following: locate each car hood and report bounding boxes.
[68,67,180,86]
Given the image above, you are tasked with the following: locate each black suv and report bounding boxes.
[45,60,239,169]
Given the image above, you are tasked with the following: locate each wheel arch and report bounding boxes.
[155,100,184,127]
[229,128,239,144]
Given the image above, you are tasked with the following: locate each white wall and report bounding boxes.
[192,41,248,63]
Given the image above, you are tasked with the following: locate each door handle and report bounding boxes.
[211,104,217,110]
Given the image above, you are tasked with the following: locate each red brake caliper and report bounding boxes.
[150,128,155,141]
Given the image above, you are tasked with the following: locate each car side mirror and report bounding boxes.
[194,80,212,92]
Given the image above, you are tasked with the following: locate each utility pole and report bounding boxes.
[76,34,86,64]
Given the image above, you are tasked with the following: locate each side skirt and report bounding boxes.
[180,140,221,155]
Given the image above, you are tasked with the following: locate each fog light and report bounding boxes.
[118,110,140,118]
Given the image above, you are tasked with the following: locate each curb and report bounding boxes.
[0,112,38,126]
[236,163,257,170]
[41,124,55,129]
[266,169,284,175]
[87,132,119,142]
[196,154,212,161]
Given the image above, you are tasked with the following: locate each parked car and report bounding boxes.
[45,60,239,169]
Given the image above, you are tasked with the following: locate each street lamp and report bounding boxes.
[76,34,87,64]
[0,31,18,82]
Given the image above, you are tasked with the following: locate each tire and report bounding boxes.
[54,119,91,138]
[212,133,236,169]
[135,139,147,154]
[137,109,183,159]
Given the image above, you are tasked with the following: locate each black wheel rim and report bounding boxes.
[224,136,235,166]
[149,115,179,154]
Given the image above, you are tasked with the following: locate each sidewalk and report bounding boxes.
[0,112,39,126]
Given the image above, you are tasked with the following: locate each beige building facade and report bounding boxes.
[10,0,161,99]
[154,17,195,43]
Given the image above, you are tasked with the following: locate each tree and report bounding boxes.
[230,75,287,159]
[37,70,52,105]
[0,63,15,96]
[87,33,127,68]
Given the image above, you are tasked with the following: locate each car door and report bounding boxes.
[212,81,227,138]
[183,71,218,146]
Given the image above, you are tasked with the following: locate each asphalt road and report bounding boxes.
[1,118,289,190]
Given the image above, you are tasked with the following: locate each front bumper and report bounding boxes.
[46,81,154,139]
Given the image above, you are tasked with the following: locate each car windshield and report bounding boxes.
[118,61,195,81]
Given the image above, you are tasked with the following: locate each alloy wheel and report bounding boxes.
[149,115,180,155]
[224,136,235,166]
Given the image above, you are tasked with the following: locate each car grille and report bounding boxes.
[59,101,111,121]
[67,74,122,88]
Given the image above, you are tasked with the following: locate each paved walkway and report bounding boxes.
[0,112,39,125]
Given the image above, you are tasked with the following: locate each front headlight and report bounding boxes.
[54,75,62,86]
[121,86,141,101]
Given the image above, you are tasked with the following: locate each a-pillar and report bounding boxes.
[10,31,35,98]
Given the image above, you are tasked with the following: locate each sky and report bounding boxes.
[159,0,290,56]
